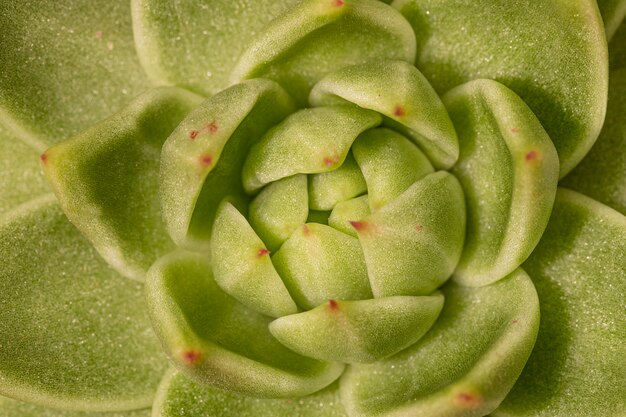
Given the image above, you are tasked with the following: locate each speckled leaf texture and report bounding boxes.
[0,0,625,416]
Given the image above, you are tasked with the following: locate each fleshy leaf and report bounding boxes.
[310,60,458,169]
[153,369,347,417]
[42,87,202,281]
[160,79,296,248]
[493,189,626,417]
[341,269,540,417]
[0,396,151,417]
[597,0,626,40]
[145,251,344,398]
[242,106,381,193]
[0,0,151,145]
[308,152,367,211]
[562,67,626,215]
[231,0,416,104]
[395,0,608,177]
[249,175,309,252]
[269,294,443,363]
[210,201,298,318]
[131,0,298,96]
[0,196,167,411]
[273,223,373,310]
[0,124,49,216]
[445,79,559,287]
[328,195,370,237]
[351,128,434,210]
[355,171,465,297]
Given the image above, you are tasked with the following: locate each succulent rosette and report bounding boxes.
[0,0,625,416]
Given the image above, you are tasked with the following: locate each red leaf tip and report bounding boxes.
[525,150,539,161]
[350,220,367,231]
[199,154,213,166]
[454,392,482,408]
[393,105,405,117]
[328,299,339,310]
[181,350,201,365]
[332,0,344,6]
[40,153,48,164]
[257,248,270,257]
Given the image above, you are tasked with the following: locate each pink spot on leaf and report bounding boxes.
[40,153,48,164]
[525,150,539,161]
[302,224,311,236]
[332,0,345,6]
[257,248,270,257]
[199,154,213,166]
[350,221,367,231]
[511,127,519,133]
[328,299,339,310]
[393,105,406,117]
[415,225,423,232]
[455,392,482,408]
[208,121,218,133]
[181,350,201,365]
[95,31,103,39]
[189,130,199,139]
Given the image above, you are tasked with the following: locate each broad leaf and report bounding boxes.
[0,396,150,417]
[0,196,167,411]
[341,269,540,417]
[493,189,626,417]
[394,0,608,177]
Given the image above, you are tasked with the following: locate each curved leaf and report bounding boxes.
[394,0,608,177]
[160,79,296,248]
[341,269,540,417]
[269,294,443,363]
[308,152,367,211]
[0,396,150,417]
[493,189,626,417]
[328,195,370,237]
[310,60,458,169]
[354,171,465,297]
[145,251,344,398]
[0,124,49,216]
[562,68,626,215]
[211,201,298,318]
[242,106,381,193]
[132,0,298,96]
[0,196,167,411]
[153,369,347,417]
[0,0,151,146]
[445,79,559,287]
[42,87,202,281]
[231,0,416,104]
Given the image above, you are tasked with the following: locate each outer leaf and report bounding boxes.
[231,0,417,104]
[445,79,559,286]
[249,175,310,252]
[0,124,49,216]
[242,106,381,193]
[211,201,298,318]
[42,87,202,281]
[394,0,608,177]
[493,189,626,417]
[273,223,373,310]
[562,67,626,215]
[341,269,540,417]
[0,0,151,146]
[0,196,167,411]
[269,294,443,363]
[160,79,296,248]
[153,369,347,417]
[132,0,298,96]
[0,396,150,417]
[310,60,458,169]
[145,251,344,398]
[354,171,465,297]
[597,0,626,40]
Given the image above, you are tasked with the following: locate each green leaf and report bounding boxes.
[160,79,296,249]
[211,201,298,318]
[354,171,465,297]
[609,18,626,69]
[341,269,540,417]
[153,369,347,417]
[0,0,151,145]
[308,152,367,211]
[0,396,151,417]
[562,68,626,215]
[242,106,381,193]
[328,195,371,237]
[269,294,443,363]
[0,124,49,216]
[42,87,202,281]
[249,175,309,252]
[131,0,299,96]
[0,196,167,411]
[351,128,434,210]
[395,0,608,177]
[310,60,458,169]
[597,0,626,40]
[493,189,626,417]
[231,0,417,104]
[145,251,344,398]
[273,223,373,310]
[445,79,559,287]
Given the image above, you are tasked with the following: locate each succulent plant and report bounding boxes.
[0,0,624,416]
